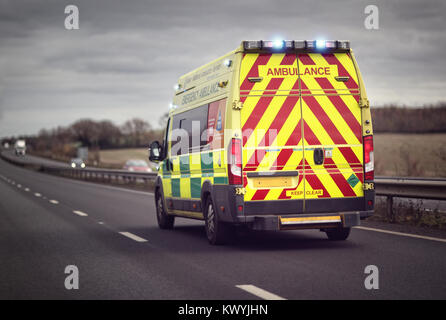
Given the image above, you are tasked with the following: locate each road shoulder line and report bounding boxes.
[354,226,446,243]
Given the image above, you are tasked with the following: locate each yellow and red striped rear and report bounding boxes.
[239,52,363,210]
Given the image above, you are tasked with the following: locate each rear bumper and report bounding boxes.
[238,211,369,231]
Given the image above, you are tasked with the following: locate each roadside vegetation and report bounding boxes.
[371,198,446,230]
[1,104,445,175]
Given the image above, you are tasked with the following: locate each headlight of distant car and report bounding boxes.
[146,168,152,172]
[129,167,134,171]
[81,163,85,168]
[71,163,76,168]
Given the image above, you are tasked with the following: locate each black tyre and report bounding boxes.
[204,196,234,245]
[155,190,174,229]
[325,227,351,241]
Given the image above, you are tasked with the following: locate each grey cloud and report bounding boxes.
[0,0,445,136]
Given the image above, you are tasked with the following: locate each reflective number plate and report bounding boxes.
[251,176,294,188]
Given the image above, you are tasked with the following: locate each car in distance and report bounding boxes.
[70,158,86,168]
[123,159,152,172]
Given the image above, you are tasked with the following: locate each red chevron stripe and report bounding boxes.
[298,54,316,65]
[303,160,330,198]
[269,148,293,171]
[265,119,302,171]
[242,78,283,146]
[278,169,304,199]
[245,88,300,168]
[240,54,271,92]
[322,53,358,91]
[281,53,297,65]
[301,81,347,145]
[303,120,321,145]
[251,189,270,201]
[339,146,361,166]
[285,118,302,146]
[323,158,357,197]
[314,77,362,143]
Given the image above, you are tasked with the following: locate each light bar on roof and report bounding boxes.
[242,40,351,51]
[337,40,350,50]
[243,40,262,50]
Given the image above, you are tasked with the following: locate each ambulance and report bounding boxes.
[149,40,374,245]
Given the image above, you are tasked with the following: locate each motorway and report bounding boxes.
[1,156,446,299]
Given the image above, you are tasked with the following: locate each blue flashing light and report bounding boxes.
[316,40,326,49]
[273,40,284,49]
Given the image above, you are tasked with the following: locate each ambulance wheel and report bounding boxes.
[204,196,234,245]
[325,227,351,241]
[155,190,174,229]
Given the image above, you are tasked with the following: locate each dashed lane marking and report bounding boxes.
[119,232,148,243]
[73,210,88,217]
[236,285,287,300]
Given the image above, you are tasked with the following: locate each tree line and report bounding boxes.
[2,104,445,155]
[1,118,164,160]
[371,103,446,133]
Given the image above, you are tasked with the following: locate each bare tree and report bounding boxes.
[122,118,152,147]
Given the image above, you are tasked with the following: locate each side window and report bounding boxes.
[171,115,186,156]
[163,117,170,158]
[171,105,208,155]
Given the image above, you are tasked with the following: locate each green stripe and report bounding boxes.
[214,176,228,184]
[190,178,201,198]
[171,179,180,198]
[162,161,171,178]
[201,152,213,173]
[180,155,190,174]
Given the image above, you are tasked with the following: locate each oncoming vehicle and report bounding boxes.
[123,159,152,172]
[70,158,86,168]
[14,140,26,156]
[149,40,374,245]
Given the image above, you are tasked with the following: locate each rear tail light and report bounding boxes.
[363,135,374,180]
[228,138,242,185]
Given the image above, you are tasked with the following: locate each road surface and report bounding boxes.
[1,157,445,299]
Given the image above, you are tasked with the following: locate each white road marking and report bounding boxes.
[119,232,148,243]
[49,200,59,204]
[17,184,21,188]
[24,188,30,192]
[73,210,88,217]
[236,285,287,300]
[355,226,446,243]
[98,221,104,225]
[34,193,41,197]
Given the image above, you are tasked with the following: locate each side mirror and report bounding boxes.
[149,141,163,162]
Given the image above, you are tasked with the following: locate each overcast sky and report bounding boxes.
[0,0,445,137]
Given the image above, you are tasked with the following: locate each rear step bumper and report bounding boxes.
[243,211,373,231]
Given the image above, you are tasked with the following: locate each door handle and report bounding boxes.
[313,148,324,165]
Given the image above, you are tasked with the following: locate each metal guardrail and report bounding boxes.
[1,150,445,218]
[374,176,446,222]
[40,165,158,184]
[375,177,446,201]
[0,151,157,185]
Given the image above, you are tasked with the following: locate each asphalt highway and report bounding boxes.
[1,157,446,299]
